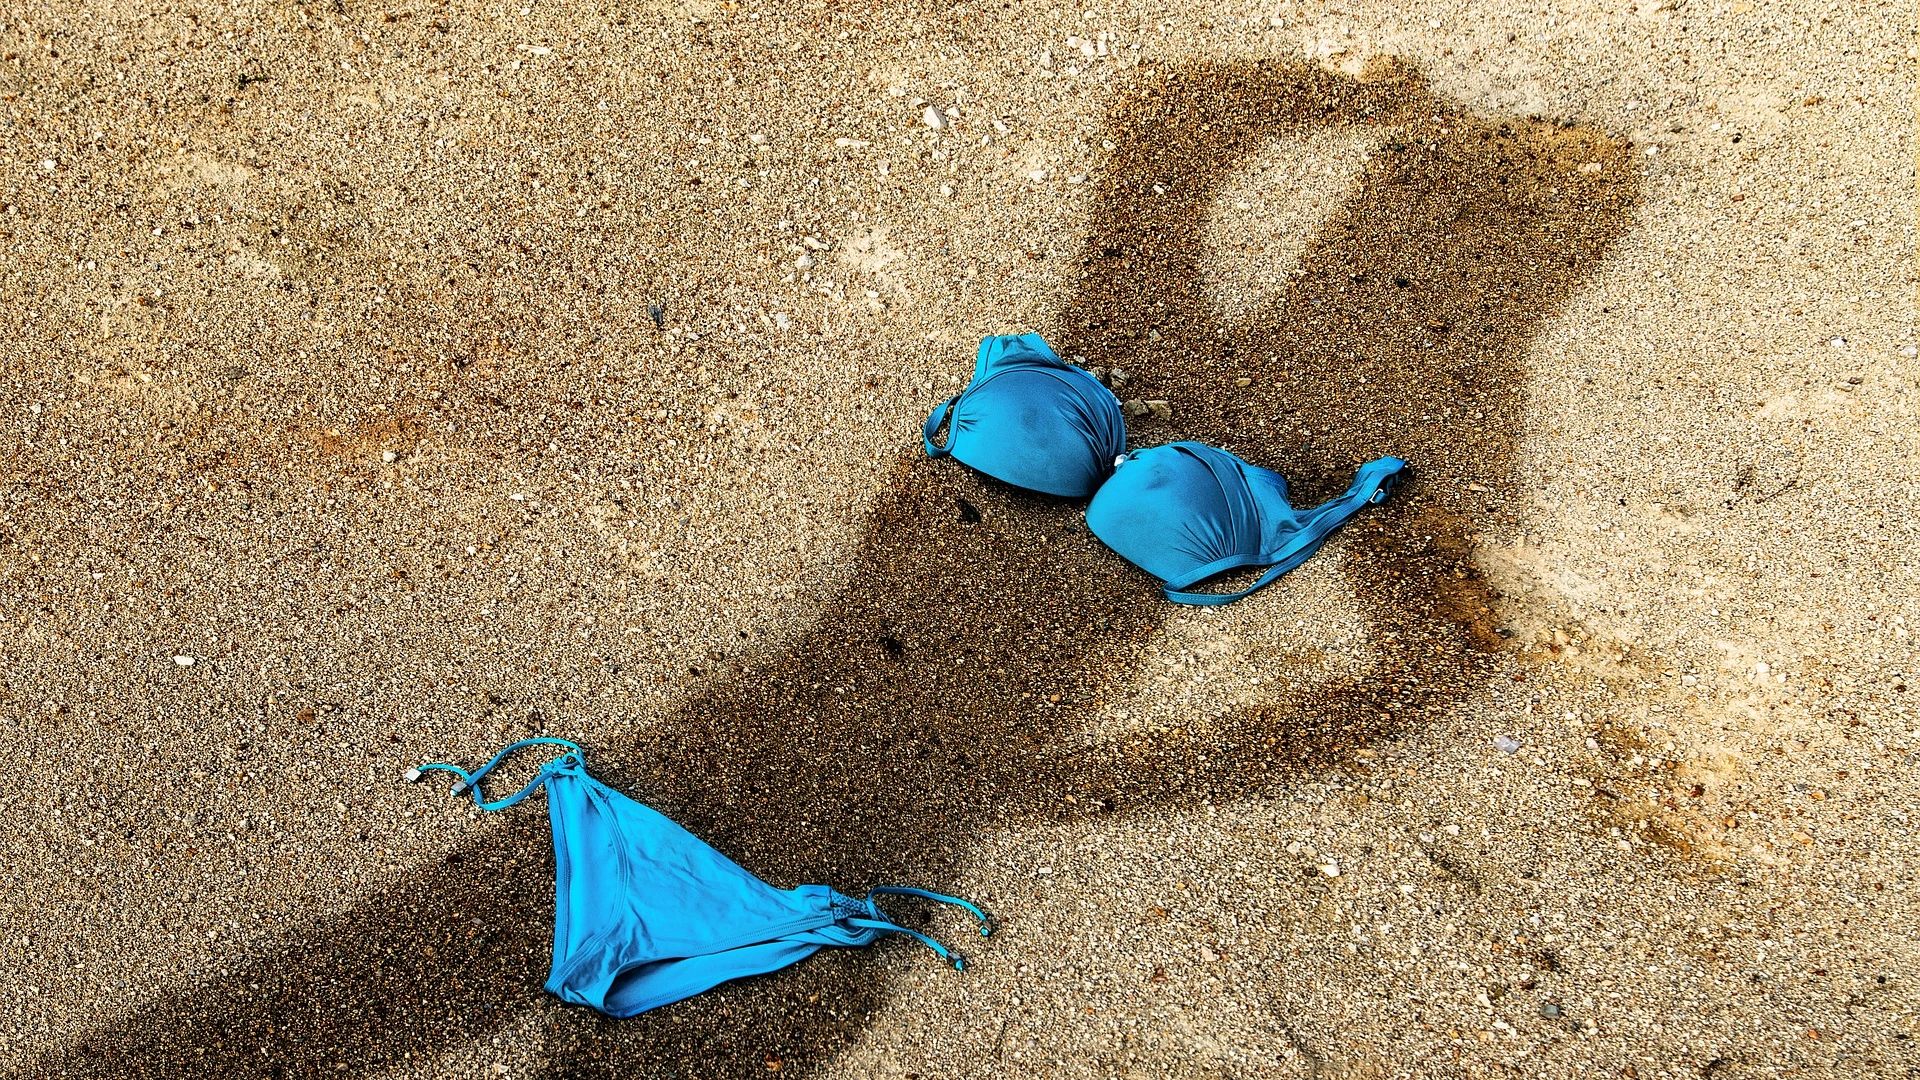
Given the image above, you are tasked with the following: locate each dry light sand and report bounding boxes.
[0,0,1913,1077]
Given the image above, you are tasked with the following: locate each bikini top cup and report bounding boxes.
[923,333,1127,498]
[1085,443,1407,606]
[409,740,990,1018]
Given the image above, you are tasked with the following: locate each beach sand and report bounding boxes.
[0,0,1913,1076]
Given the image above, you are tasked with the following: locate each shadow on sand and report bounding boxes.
[22,58,1638,1080]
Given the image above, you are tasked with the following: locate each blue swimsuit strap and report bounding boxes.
[852,886,996,971]
[406,737,584,812]
[1160,457,1407,606]
[922,396,960,457]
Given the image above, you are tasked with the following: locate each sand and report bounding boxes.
[0,0,1913,1077]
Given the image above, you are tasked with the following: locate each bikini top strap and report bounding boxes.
[405,737,583,812]
[1162,561,1292,606]
[922,396,959,458]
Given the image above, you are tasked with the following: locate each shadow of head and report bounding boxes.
[20,58,1638,1080]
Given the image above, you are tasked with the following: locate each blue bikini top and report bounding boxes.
[1085,443,1407,605]
[923,333,1127,497]
[408,739,990,1018]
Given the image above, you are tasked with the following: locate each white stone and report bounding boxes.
[922,105,947,130]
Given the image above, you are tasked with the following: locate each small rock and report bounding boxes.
[772,312,791,330]
[956,497,982,523]
[648,304,665,328]
[1109,369,1130,388]
[173,655,195,667]
[1122,399,1148,417]
[1319,862,1341,878]
[794,253,814,270]
[1087,365,1109,383]
[381,450,397,463]
[1145,400,1172,420]
[1199,946,1220,962]
[748,132,767,145]
[1234,377,1252,387]
[1901,344,1918,358]
[922,104,948,130]
[1540,1002,1563,1019]
[1828,335,1847,347]
[1493,734,1521,754]
[801,236,829,251]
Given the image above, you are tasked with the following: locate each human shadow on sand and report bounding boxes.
[20,58,1638,1080]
